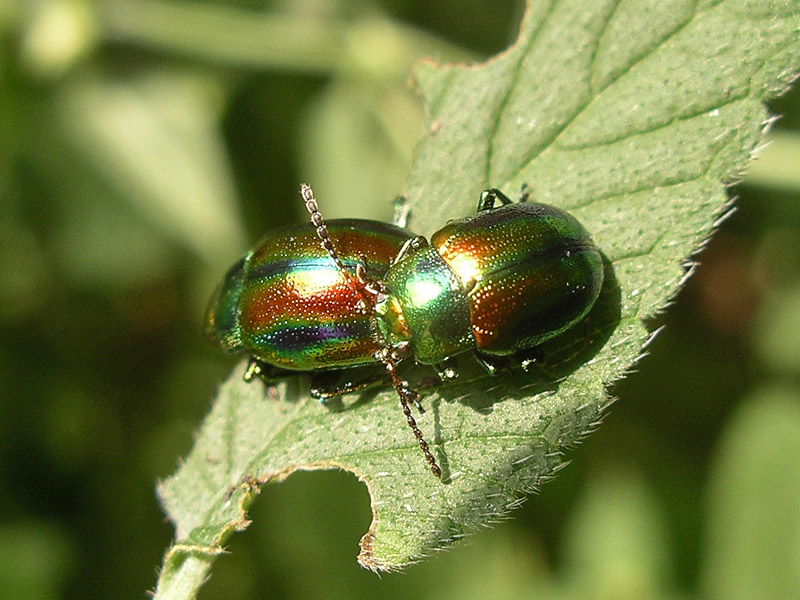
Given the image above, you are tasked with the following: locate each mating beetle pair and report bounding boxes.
[205,185,604,477]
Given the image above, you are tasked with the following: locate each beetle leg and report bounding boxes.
[393,236,428,264]
[472,350,513,376]
[477,188,514,212]
[355,254,386,294]
[355,253,370,278]
[243,359,388,404]
[243,357,263,382]
[392,194,410,228]
[517,346,547,373]
[519,183,531,203]
[433,358,459,382]
[309,366,390,402]
[244,357,292,382]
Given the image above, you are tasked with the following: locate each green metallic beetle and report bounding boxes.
[205,185,604,476]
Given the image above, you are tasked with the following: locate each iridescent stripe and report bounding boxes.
[238,219,412,370]
[432,203,603,354]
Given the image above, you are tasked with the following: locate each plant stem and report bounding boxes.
[152,545,222,600]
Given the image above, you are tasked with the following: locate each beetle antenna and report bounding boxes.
[299,183,441,478]
[382,351,442,478]
[300,184,357,282]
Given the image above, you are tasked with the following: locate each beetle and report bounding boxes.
[205,184,604,477]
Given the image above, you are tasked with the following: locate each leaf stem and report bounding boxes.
[153,545,222,600]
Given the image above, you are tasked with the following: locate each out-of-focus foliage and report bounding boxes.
[0,1,798,599]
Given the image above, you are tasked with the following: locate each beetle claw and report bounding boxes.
[244,358,263,382]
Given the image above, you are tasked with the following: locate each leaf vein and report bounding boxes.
[486,0,558,185]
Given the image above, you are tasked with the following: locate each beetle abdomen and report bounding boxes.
[212,219,414,371]
[431,203,604,355]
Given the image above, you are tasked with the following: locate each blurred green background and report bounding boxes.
[2,1,800,599]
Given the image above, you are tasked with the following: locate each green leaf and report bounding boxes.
[755,283,800,375]
[702,384,800,600]
[560,470,672,598]
[55,71,247,271]
[154,0,800,596]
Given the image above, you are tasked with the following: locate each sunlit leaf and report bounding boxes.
[155,1,800,596]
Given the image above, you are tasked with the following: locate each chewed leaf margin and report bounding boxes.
[153,0,800,597]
